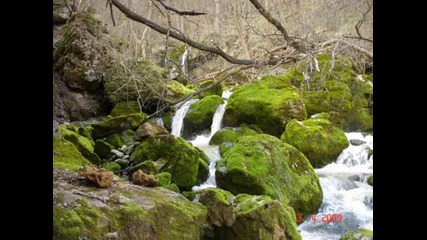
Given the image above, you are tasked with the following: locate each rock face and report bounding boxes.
[340,228,373,240]
[53,168,208,240]
[281,118,349,168]
[53,9,111,122]
[224,75,306,137]
[130,134,207,189]
[183,95,224,136]
[215,194,302,240]
[215,134,323,216]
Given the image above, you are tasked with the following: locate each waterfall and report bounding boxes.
[171,99,199,137]
[298,132,373,240]
[191,90,232,191]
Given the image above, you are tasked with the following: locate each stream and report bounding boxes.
[169,91,373,239]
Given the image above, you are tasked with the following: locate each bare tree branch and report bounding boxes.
[111,0,286,66]
[320,39,373,59]
[154,0,206,16]
[247,0,291,42]
[345,0,373,43]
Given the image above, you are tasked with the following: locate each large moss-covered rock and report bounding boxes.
[340,228,373,240]
[285,54,373,131]
[216,134,322,216]
[183,95,224,136]
[130,134,203,189]
[59,126,101,165]
[215,194,302,240]
[224,75,306,137]
[105,133,126,148]
[209,124,260,155]
[368,176,373,186]
[91,113,146,139]
[94,140,114,159]
[196,159,210,186]
[110,101,141,117]
[53,135,92,171]
[53,168,208,240]
[281,118,349,168]
[188,188,236,227]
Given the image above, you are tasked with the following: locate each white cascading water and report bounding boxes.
[191,90,232,191]
[298,132,373,239]
[171,99,199,137]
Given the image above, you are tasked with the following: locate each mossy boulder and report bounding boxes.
[209,124,260,156]
[110,101,141,117]
[285,54,373,131]
[340,228,373,240]
[103,162,121,172]
[281,118,349,168]
[53,135,92,171]
[105,133,126,148]
[215,194,302,240]
[53,168,208,240]
[94,140,114,159]
[59,126,101,165]
[162,111,173,131]
[183,95,224,137]
[188,188,236,227]
[130,134,204,189]
[216,134,322,216]
[224,75,306,137]
[200,80,224,97]
[53,9,109,92]
[104,58,193,113]
[91,113,146,139]
[155,172,172,186]
[134,121,169,140]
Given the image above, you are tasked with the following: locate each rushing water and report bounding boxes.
[169,90,232,191]
[298,132,373,239]
[170,92,373,238]
[171,99,199,137]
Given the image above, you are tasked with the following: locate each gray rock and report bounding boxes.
[134,121,169,140]
[350,139,366,146]
[111,149,125,158]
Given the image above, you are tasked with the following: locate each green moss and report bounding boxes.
[224,75,306,137]
[91,113,146,139]
[340,228,373,240]
[53,206,83,239]
[209,125,260,155]
[120,129,136,144]
[106,133,126,148]
[110,101,141,117]
[368,176,373,186]
[60,126,101,165]
[155,172,172,186]
[78,126,93,140]
[53,136,92,171]
[215,194,302,240]
[94,140,114,159]
[195,159,209,185]
[129,160,159,175]
[199,80,224,97]
[130,135,200,189]
[163,111,173,131]
[285,54,373,131]
[281,118,349,168]
[183,95,224,136]
[167,80,195,99]
[163,183,180,193]
[216,134,323,216]
[103,162,121,172]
